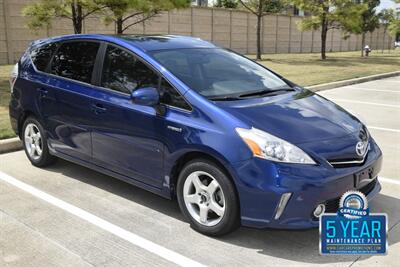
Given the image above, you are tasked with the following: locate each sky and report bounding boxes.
[378,0,398,11]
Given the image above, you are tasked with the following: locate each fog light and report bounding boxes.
[274,193,292,220]
[313,204,326,218]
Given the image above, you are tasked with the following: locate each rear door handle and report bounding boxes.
[91,103,107,114]
[38,88,48,98]
[38,88,48,93]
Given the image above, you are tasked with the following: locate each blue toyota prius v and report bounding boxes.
[9,34,382,236]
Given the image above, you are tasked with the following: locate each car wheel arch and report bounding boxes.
[18,110,37,139]
[168,150,240,203]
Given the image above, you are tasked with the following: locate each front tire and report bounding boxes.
[177,159,240,236]
[22,117,56,167]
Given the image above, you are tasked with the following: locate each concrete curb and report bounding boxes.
[0,137,22,154]
[0,71,399,155]
[306,70,400,92]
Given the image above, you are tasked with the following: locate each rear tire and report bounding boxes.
[22,116,56,167]
[177,159,240,236]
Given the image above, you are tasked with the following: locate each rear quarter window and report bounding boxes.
[30,42,58,72]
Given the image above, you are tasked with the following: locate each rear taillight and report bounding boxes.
[10,63,18,93]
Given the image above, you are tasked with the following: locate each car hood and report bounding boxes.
[214,89,363,145]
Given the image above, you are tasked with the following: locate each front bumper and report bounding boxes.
[231,140,383,229]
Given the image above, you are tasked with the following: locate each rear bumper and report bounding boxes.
[231,140,383,229]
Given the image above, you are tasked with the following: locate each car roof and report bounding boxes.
[33,34,217,52]
[116,35,217,51]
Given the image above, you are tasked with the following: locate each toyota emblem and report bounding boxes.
[356,141,368,157]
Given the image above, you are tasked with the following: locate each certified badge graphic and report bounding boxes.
[320,190,387,255]
[338,191,368,219]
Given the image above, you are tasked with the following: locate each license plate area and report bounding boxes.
[354,165,378,188]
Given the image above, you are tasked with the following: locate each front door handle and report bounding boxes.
[91,103,107,114]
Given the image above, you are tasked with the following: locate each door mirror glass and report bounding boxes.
[131,87,159,106]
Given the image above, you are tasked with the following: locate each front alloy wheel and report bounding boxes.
[177,159,240,236]
[183,171,226,227]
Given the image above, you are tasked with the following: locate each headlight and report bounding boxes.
[236,127,316,164]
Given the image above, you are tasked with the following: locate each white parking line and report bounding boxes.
[329,99,400,108]
[380,177,400,186]
[368,126,400,133]
[346,87,400,93]
[0,171,205,267]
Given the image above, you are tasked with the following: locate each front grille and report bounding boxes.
[324,178,377,213]
[328,154,368,168]
[328,158,365,168]
[328,144,370,168]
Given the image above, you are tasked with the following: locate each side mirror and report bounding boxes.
[131,87,159,106]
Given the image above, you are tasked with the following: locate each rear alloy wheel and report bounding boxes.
[24,123,43,161]
[177,159,239,236]
[22,117,56,167]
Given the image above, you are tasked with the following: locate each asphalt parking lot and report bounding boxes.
[1,76,399,266]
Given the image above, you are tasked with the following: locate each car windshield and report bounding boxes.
[149,48,290,99]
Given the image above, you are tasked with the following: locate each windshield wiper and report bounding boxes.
[238,87,295,98]
[208,96,242,101]
[208,87,295,101]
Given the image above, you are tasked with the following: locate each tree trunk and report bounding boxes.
[320,24,328,60]
[361,33,366,57]
[255,0,263,61]
[320,10,328,60]
[256,15,262,60]
[76,4,82,34]
[116,17,123,34]
[71,1,83,34]
[321,30,327,60]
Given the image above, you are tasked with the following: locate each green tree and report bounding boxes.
[379,9,395,52]
[263,1,286,13]
[351,0,381,57]
[238,0,286,60]
[289,0,364,60]
[215,0,239,8]
[389,0,400,42]
[23,0,106,34]
[388,18,400,40]
[102,0,189,34]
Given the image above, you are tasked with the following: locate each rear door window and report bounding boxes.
[50,41,100,84]
[30,42,58,72]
